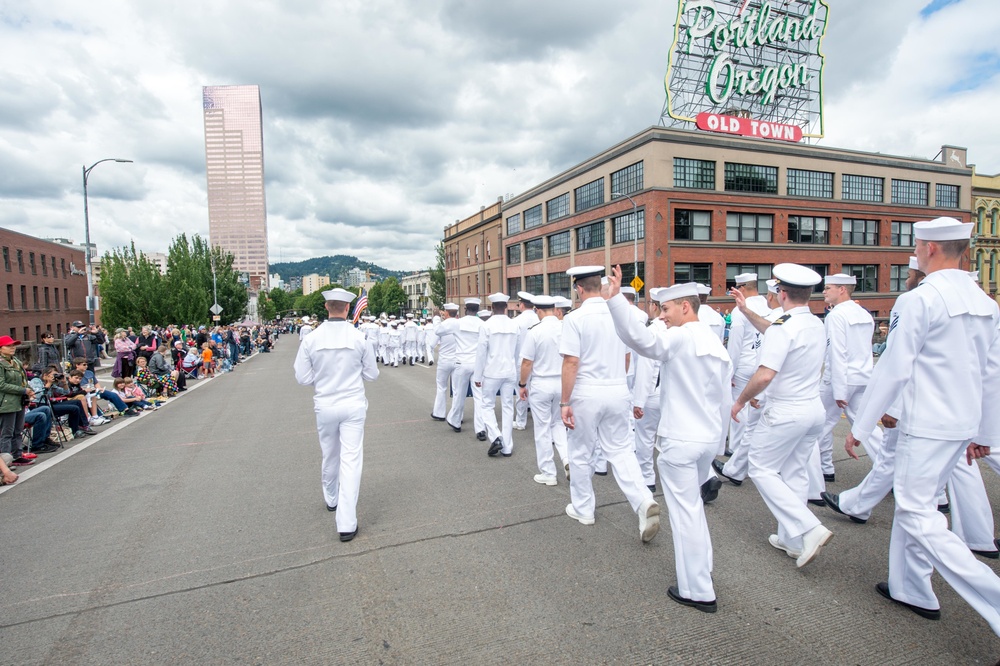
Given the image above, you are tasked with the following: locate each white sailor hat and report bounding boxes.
[766,279,779,294]
[650,283,700,303]
[696,284,711,296]
[772,263,822,288]
[566,265,605,280]
[554,297,573,309]
[389,314,396,319]
[443,302,460,311]
[477,309,491,318]
[824,273,856,286]
[620,286,637,296]
[406,313,414,318]
[517,291,535,302]
[914,216,974,241]
[488,292,510,304]
[908,256,920,271]
[532,295,557,307]
[734,272,758,285]
[464,297,481,306]
[322,288,356,303]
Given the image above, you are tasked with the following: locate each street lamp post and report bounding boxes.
[83,158,133,327]
[611,192,639,291]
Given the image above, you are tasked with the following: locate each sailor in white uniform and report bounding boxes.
[696,284,726,343]
[608,274,732,613]
[293,288,379,542]
[402,314,419,365]
[725,274,771,472]
[732,263,834,568]
[847,218,1000,631]
[430,304,460,422]
[560,266,660,543]
[519,295,569,484]
[817,274,883,481]
[298,316,313,340]
[513,292,539,430]
[423,317,436,365]
[447,298,486,435]
[474,292,520,457]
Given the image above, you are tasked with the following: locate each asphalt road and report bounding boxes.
[1,337,998,665]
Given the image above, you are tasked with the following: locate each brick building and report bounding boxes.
[1,228,89,343]
[499,126,972,318]
[443,199,503,307]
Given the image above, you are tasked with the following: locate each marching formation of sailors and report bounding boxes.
[295,216,1000,634]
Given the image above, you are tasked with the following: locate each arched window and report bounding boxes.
[487,273,492,292]
[486,240,491,259]
[475,244,479,262]
[466,247,471,264]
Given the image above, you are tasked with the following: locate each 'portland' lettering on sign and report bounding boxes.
[684,0,824,106]
[696,112,803,143]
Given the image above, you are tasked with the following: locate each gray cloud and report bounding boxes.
[0,0,996,273]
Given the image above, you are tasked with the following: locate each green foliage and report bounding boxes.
[98,242,165,330]
[429,242,445,307]
[98,233,248,329]
[257,291,277,322]
[367,277,407,317]
[293,290,328,320]
[267,287,295,316]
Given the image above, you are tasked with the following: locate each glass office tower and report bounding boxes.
[203,85,269,291]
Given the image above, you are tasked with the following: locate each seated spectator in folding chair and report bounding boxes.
[149,345,182,394]
[23,403,58,454]
[181,344,202,379]
[135,355,177,398]
[112,378,158,411]
[64,370,109,426]
[29,366,94,438]
[169,341,190,390]
[71,357,135,416]
[200,342,216,377]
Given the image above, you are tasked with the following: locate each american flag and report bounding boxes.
[351,288,368,324]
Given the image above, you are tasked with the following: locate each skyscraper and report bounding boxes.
[203,85,269,291]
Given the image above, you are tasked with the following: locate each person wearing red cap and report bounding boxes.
[0,336,34,466]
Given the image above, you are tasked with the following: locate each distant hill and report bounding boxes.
[269,255,406,284]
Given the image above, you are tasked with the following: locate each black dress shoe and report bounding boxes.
[701,477,722,504]
[823,473,836,483]
[875,582,940,620]
[431,414,446,421]
[594,470,608,476]
[488,438,503,457]
[724,449,733,457]
[821,492,867,524]
[972,548,1000,560]
[326,504,337,512]
[477,431,487,441]
[501,452,512,457]
[712,458,742,486]
[937,503,950,514]
[667,585,717,613]
[339,527,358,542]
[808,498,826,507]
[428,360,434,366]
[449,423,461,433]
[647,484,656,494]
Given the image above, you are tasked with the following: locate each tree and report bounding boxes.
[268,287,294,317]
[429,242,445,307]
[257,290,277,322]
[368,277,407,317]
[97,242,165,329]
[163,234,248,326]
[293,290,328,320]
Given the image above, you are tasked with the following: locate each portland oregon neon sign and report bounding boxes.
[661,0,830,141]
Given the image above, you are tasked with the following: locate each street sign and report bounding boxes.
[630,276,644,292]
[212,315,221,322]
[210,303,223,315]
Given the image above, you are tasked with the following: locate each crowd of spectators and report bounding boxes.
[0,321,284,485]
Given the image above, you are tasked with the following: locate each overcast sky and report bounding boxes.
[1,0,997,272]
